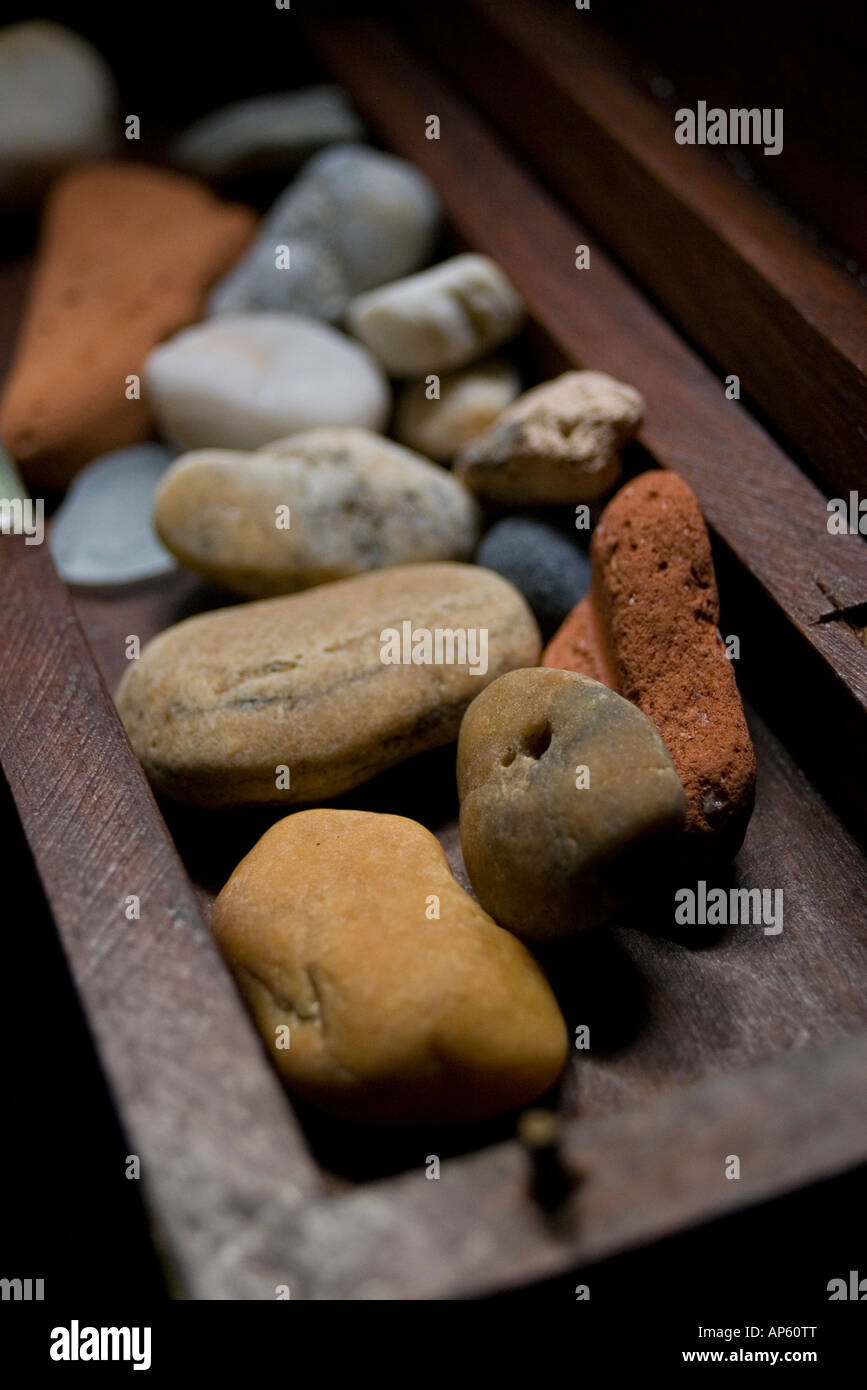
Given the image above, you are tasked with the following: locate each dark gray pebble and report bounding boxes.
[475,516,591,637]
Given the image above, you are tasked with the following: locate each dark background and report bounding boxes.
[5,0,866,271]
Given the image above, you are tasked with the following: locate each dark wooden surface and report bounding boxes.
[582,0,867,274]
[409,0,867,500]
[236,1031,867,1300]
[6,533,867,1295]
[26,541,867,1295]
[0,537,324,1299]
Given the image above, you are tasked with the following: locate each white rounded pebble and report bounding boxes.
[346,254,525,378]
[49,445,176,587]
[394,358,521,462]
[170,86,365,178]
[0,22,116,207]
[144,313,391,451]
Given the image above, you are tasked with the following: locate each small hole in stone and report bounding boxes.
[658,560,668,570]
[501,748,516,767]
[520,721,552,760]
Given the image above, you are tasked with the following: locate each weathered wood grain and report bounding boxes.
[409,0,867,499]
[62,15,867,1203]
[11,524,864,1298]
[0,535,323,1299]
[308,17,867,724]
[243,1031,867,1299]
[581,0,867,273]
[564,707,867,1119]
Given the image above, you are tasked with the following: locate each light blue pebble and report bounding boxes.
[50,444,176,587]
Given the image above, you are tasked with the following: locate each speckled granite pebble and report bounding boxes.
[154,427,482,597]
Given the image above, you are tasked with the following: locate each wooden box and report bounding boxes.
[1,1,865,1301]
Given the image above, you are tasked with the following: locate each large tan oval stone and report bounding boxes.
[116,562,540,807]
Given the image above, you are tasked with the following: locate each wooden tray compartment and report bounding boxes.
[1,7,866,1301]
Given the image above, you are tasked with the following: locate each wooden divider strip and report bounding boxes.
[0,536,323,1299]
[261,1030,867,1300]
[416,0,867,500]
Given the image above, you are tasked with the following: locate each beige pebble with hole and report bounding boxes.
[346,253,525,377]
[457,667,686,940]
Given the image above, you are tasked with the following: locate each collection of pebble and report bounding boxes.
[2,22,756,1127]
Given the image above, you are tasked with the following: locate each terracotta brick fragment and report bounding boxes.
[0,162,255,487]
[544,470,756,855]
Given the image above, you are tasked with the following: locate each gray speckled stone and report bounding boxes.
[475,515,591,638]
[153,428,483,598]
[170,87,365,178]
[207,144,440,321]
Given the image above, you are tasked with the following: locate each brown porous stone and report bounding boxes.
[544,470,756,855]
